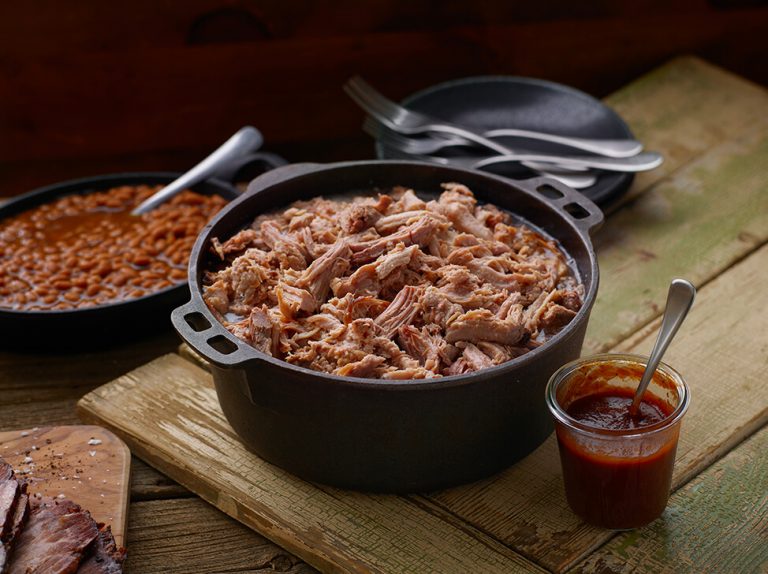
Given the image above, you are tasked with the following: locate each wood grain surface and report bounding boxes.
[78,354,544,574]
[572,425,768,574]
[3,4,768,182]
[77,243,768,573]
[583,59,768,353]
[432,241,768,572]
[126,498,317,574]
[0,425,131,546]
[604,57,768,209]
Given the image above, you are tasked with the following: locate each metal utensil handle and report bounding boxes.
[522,176,604,235]
[426,124,662,172]
[484,128,643,158]
[520,162,597,189]
[630,279,696,414]
[472,150,663,173]
[132,126,264,215]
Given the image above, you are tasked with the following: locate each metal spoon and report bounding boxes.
[131,126,263,215]
[629,279,696,416]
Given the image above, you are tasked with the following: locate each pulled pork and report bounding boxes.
[203,183,583,378]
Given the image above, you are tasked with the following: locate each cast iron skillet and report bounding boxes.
[0,149,288,351]
[377,76,635,206]
[0,173,241,350]
[172,160,604,492]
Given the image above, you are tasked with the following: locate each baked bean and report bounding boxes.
[74,277,89,289]
[111,273,128,287]
[0,184,225,311]
[169,268,187,280]
[63,291,80,302]
[132,252,149,266]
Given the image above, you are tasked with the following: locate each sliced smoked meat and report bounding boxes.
[8,497,98,574]
[76,527,125,574]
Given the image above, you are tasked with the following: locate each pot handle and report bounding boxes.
[523,176,604,235]
[171,300,258,369]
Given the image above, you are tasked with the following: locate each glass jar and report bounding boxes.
[545,353,690,530]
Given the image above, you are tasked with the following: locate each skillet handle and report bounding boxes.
[212,151,289,183]
[171,300,257,369]
[523,176,604,235]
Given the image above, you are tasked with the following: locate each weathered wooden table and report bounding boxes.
[1,57,766,573]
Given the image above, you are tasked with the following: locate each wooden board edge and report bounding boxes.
[77,387,546,574]
[99,426,132,548]
[76,401,351,574]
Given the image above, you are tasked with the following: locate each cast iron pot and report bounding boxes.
[0,172,240,350]
[171,160,604,493]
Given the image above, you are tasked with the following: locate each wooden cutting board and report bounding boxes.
[0,425,131,547]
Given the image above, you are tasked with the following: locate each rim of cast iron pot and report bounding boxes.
[188,159,600,391]
[0,172,238,320]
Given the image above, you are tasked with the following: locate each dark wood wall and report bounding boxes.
[2,0,767,196]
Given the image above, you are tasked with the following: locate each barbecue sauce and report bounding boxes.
[557,384,677,529]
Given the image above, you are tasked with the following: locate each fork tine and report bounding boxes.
[346,77,401,116]
[344,77,388,113]
[344,76,409,127]
[344,82,399,129]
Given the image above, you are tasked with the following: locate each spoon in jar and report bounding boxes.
[629,279,696,417]
[131,126,263,215]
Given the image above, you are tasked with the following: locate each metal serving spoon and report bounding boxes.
[629,279,696,416]
[132,126,263,215]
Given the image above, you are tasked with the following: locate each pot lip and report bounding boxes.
[183,159,600,391]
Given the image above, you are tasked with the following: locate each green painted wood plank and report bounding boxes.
[584,119,768,354]
[604,56,768,208]
[571,425,768,574]
[431,242,768,572]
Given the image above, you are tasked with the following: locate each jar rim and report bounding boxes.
[545,353,690,438]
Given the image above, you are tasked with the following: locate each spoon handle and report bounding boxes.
[132,126,263,215]
[630,279,696,415]
[484,128,644,158]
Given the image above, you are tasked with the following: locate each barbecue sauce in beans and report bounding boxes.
[0,185,226,310]
[557,365,678,529]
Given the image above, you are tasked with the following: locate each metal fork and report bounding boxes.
[344,76,644,158]
[346,76,662,172]
[382,148,599,189]
[366,117,659,173]
[363,117,597,188]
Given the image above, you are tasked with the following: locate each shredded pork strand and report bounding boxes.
[203,183,583,378]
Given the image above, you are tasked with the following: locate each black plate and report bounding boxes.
[377,76,634,206]
[0,172,240,351]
